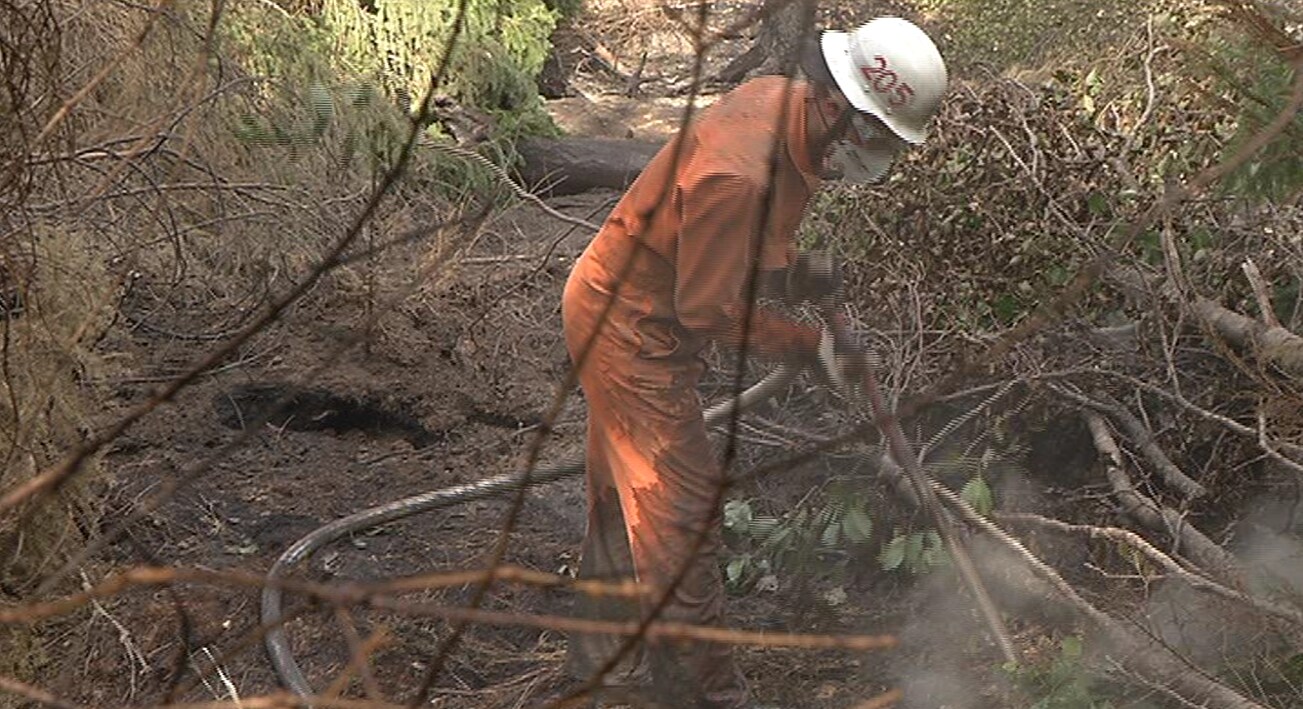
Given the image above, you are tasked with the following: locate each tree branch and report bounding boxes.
[1048,383,1207,499]
[1085,412,1244,583]
[999,513,1303,628]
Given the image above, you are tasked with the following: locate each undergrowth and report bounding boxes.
[807,0,1302,333]
[0,0,566,692]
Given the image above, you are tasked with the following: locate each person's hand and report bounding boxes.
[785,250,842,305]
[816,327,874,394]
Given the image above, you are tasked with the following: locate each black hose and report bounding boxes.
[261,365,799,701]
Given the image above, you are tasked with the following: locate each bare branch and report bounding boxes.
[848,688,905,709]
[1243,257,1283,328]
[1110,257,1303,378]
[34,1,172,144]
[999,513,1303,628]
[372,598,898,652]
[1092,369,1303,465]
[1084,412,1243,582]
[1047,383,1207,498]
[321,614,390,702]
[0,676,87,709]
[0,565,647,626]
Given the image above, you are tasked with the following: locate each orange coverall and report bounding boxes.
[561,76,823,707]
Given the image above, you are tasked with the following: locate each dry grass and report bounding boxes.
[0,225,120,580]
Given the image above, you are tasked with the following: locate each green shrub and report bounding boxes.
[218,2,522,201]
[722,484,874,594]
[1205,34,1303,202]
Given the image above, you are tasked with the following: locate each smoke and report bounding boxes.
[885,531,1071,709]
[881,461,1093,708]
[1142,492,1303,669]
[1234,493,1303,600]
[878,442,1302,706]
[888,564,999,709]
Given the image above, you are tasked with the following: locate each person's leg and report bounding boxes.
[562,269,649,687]
[603,364,751,709]
[566,413,649,685]
[561,257,745,706]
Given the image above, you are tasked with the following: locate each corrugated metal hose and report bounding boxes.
[261,364,800,701]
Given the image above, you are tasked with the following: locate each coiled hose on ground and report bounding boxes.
[261,364,800,700]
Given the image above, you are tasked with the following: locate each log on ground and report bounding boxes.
[515,137,661,196]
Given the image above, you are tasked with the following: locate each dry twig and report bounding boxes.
[999,512,1303,628]
[1047,383,1207,499]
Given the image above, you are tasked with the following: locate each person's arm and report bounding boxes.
[673,172,821,361]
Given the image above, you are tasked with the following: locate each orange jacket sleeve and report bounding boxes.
[673,172,821,359]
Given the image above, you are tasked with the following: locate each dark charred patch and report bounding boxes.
[213,383,445,448]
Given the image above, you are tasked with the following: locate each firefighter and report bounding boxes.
[560,18,948,708]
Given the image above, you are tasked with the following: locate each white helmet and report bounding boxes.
[821,17,948,144]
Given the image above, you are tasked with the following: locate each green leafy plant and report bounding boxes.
[960,474,995,516]
[722,487,874,594]
[1004,635,1159,709]
[877,528,947,574]
[876,472,993,574]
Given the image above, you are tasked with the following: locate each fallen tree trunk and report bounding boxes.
[514,136,661,197]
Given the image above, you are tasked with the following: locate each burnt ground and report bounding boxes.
[66,172,1064,708]
[79,187,1000,709]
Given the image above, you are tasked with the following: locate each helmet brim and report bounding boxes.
[821,30,928,145]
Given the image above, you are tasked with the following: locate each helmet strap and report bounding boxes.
[798,34,837,87]
[807,94,854,167]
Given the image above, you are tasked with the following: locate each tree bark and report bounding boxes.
[1109,265,1303,377]
[715,0,811,83]
[1189,294,1303,375]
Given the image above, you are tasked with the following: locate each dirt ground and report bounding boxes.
[86,184,1004,708]
[61,7,1037,709]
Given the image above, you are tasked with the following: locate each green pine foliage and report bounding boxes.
[322,0,560,139]
[216,0,563,198]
